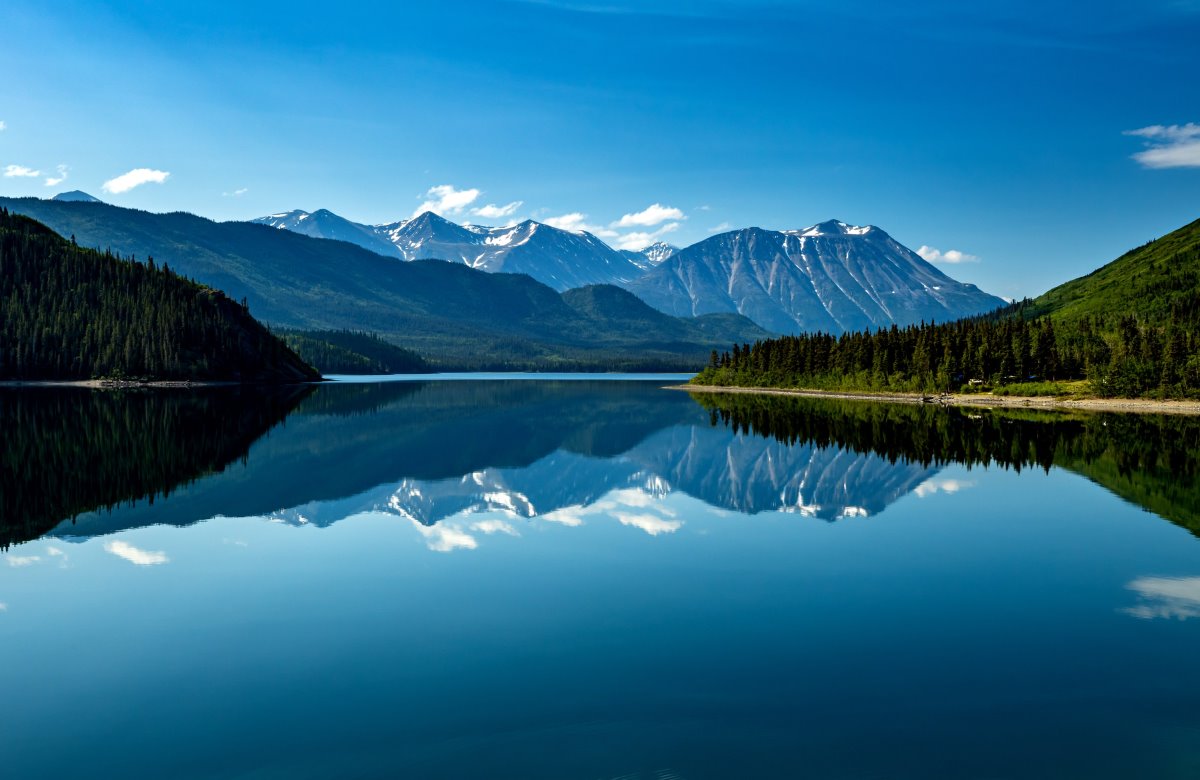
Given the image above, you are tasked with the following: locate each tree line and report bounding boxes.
[693,307,1200,398]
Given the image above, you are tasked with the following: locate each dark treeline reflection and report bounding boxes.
[692,392,1200,535]
[0,386,311,548]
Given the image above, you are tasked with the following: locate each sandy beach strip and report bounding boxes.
[667,384,1200,416]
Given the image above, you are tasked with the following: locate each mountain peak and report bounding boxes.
[51,190,102,203]
[792,219,877,237]
[409,210,457,226]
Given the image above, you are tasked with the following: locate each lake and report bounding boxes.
[2,378,1200,779]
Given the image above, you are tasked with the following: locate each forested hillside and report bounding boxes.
[277,330,429,374]
[0,209,319,382]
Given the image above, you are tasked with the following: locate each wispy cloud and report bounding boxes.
[3,164,40,178]
[222,187,248,198]
[614,222,681,250]
[102,168,170,194]
[413,184,481,218]
[0,602,7,612]
[44,164,68,187]
[617,513,682,536]
[708,221,733,233]
[913,478,976,498]
[471,200,523,220]
[0,120,7,131]
[544,212,618,238]
[104,540,169,566]
[471,519,519,536]
[6,555,40,567]
[1125,576,1200,620]
[1124,123,1200,169]
[408,519,478,552]
[917,245,980,264]
[615,203,686,227]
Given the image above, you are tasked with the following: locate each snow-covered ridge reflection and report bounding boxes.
[259,421,940,548]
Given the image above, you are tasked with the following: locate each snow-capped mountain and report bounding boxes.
[252,208,644,291]
[251,208,1004,331]
[381,212,645,290]
[619,241,677,271]
[251,209,405,258]
[622,219,1007,334]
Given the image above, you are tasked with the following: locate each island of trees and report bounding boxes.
[0,209,319,382]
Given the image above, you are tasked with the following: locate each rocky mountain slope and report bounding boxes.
[623,220,1007,334]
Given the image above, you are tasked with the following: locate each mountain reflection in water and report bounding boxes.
[1,379,1197,547]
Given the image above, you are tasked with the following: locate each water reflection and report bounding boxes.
[1125,576,1200,620]
[0,385,310,548]
[1,380,1199,549]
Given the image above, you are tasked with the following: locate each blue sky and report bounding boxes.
[1,0,1198,298]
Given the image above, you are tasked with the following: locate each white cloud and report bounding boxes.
[916,245,980,264]
[409,519,478,552]
[913,478,976,498]
[102,168,170,194]
[708,221,733,233]
[471,200,523,219]
[0,602,7,612]
[413,184,480,218]
[539,509,585,527]
[0,120,6,131]
[44,164,68,187]
[45,546,65,556]
[1124,123,1200,169]
[615,203,686,227]
[6,555,40,567]
[614,222,681,251]
[617,513,683,536]
[471,519,519,536]
[543,212,588,231]
[543,212,618,238]
[1125,576,1200,620]
[222,187,248,198]
[104,540,169,566]
[4,164,40,178]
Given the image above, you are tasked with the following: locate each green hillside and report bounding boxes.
[278,330,429,374]
[0,209,319,383]
[1022,217,1200,323]
[0,197,772,370]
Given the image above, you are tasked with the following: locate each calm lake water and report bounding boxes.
[2,378,1200,779]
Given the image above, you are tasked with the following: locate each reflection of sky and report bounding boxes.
[1125,576,1200,620]
[3,464,1200,777]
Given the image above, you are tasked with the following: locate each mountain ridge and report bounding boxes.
[623,219,1007,334]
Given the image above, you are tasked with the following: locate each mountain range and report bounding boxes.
[253,208,646,290]
[0,196,768,369]
[4,192,1009,366]
[250,205,1004,333]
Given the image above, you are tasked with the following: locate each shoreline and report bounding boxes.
[0,378,325,389]
[669,384,1200,416]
